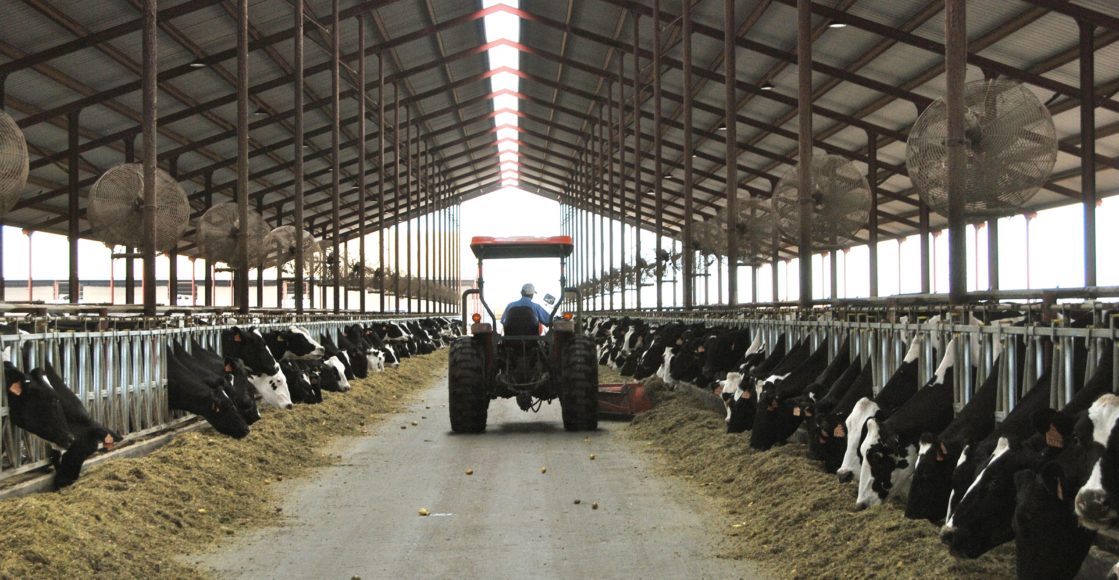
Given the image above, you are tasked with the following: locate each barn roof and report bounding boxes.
[1,0,1116,261]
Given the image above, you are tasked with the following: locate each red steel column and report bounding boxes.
[293,0,305,313]
[357,16,367,313]
[724,0,738,306]
[653,0,663,311]
[681,0,694,309]
[946,0,967,304]
[235,0,250,314]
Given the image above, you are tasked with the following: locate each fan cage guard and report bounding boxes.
[263,225,321,270]
[87,163,190,251]
[771,155,872,250]
[196,202,270,267]
[906,79,1057,220]
[0,109,30,218]
[688,197,775,267]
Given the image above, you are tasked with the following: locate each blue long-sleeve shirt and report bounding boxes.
[500,296,553,327]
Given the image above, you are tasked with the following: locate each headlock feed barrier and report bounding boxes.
[598,308,1119,422]
[0,314,445,483]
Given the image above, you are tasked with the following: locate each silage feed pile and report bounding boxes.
[0,349,447,579]
[627,390,1016,579]
[597,365,638,385]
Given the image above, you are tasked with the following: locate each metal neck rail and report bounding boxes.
[0,314,454,484]
[588,306,1119,430]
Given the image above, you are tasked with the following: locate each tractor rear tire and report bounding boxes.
[560,335,598,431]
[449,337,488,433]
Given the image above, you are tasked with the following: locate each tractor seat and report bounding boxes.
[503,306,541,336]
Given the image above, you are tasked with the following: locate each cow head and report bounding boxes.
[905,434,964,522]
[317,360,345,392]
[222,357,261,424]
[837,398,878,483]
[273,326,326,360]
[1075,394,1119,530]
[223,327,281,375]
[202,375,251,438]
[1014,462,1097,580]
[4,363,75,449]
[857,419,918,510]
[940,437,1039,558]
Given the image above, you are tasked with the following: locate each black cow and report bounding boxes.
[633,322,687,380]
[4,363,75,449]
[1013,450,1097,580]
[1075,393,1119,529]
[906,347,1009,522]
[42,363,124,488]
[336,332,369,379]
[815,359,875,473]
[750,337,831,451]
[280,359,322,404]
[804,354,867,461]
[167,348,249,439]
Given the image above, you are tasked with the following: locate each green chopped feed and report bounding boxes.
[625,390,1015,579]
[0,350,447,579]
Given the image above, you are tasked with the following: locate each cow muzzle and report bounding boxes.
[1075,489,1117,529]
[837,469,854,484]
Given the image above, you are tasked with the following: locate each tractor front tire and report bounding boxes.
[449,337,488,433]
[560,335,598,431]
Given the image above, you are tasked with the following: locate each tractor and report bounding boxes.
[448,236,598,432]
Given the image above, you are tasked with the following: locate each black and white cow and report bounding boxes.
[221,326,294,409]
[720,333,767,433]
[1075,392,1119,529]
[183,340,261,425]
[264,326,326,361]
[633,323,687,380]
[750,337,835,451]
[905,345,1009,522]
[856,339,960,510]
[167,347,250,439]
[319,333,353,391]
[941,342,1110,559]
[836,334,923,483]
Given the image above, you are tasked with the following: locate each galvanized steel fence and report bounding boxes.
[593,312,1119,423]
[0,315,450,483]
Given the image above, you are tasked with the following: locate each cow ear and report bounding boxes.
[7,381,22,396]
[231,328,243,342]
[223,360,235,373]
[1040,463,1067,501]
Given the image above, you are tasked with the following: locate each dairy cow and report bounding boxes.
[221,327,294,409]
[856,339,961,510]
[167,347,250,438]
[836,334,923,483]
[750,337,834,451]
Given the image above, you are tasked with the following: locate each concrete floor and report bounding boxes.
[192,373,763,580]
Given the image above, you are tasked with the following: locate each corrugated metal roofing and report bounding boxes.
[0,0,1115,259]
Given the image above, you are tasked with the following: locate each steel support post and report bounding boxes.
[946,0,968,305]
[203,173,212,306]
[653,0,663,311]
[405,118,413,312]
[796,0,813,309]
[330,0,341,313]
[987,219,999,290]
[1080,20,1097,287]
[124,137,136,305]
[617,58,626,311]
[681,0,695,310]
[255,191,263,307]
[607,86,616,311]
[920,202,931,293]
[142,0,158,316]
[276,202,284,307]
[867,131,879,297]
[632,13,643,309]
[393,88,401,312]
[67,111,80,304]
[293,0,305,314]
[235,0,250,314]
[358,16,367,313]
[378,52,386,312]
[168,157,179,307]
[724,0,738,306]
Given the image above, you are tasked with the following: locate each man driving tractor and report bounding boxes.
[500,283,552,333]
